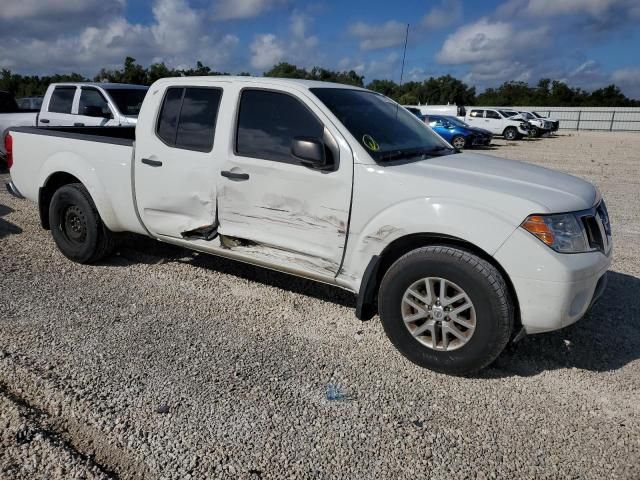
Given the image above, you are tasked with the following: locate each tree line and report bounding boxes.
[1,57,638,107]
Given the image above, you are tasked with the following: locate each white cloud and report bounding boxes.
[211,0,287,20]
[249,10,320,71]
[338,58,365,74]
[611,67,640,98]
[423,0,462,28]
[250,34,285,69]
[497,0,640,27]
[436,18,547,65]
[0,0,124,20]
[348,20,407,51]
[0,0,240,75]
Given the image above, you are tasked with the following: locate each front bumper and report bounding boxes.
[5,181,24,199]
[470,134,492,146]
[494,227,612,334]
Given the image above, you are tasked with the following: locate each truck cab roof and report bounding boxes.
[50,82,149,90]
[149,76,366,92]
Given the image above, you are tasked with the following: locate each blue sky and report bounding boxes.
[1,0,639,97]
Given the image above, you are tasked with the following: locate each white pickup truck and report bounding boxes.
[465,107,531,140]
[0,83,148,161]
[5,77,612,375]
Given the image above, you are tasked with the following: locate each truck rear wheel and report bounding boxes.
[49,183,115,264]
[378,246,513,375]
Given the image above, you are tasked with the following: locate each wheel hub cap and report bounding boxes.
[401,277,476,351]
[63,206,87,243]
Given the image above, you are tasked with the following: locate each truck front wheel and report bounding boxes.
[378,246,513,375]
[49,183,115,264]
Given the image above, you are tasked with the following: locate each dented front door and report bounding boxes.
[134,85,223,239]
[216,86,352,278]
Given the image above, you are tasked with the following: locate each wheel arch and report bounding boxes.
[38,172,83,229]
[356,232,521,330]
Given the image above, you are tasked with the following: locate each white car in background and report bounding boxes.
[465,108,531,140]
[532,111,560,131]
[514,110,555,137]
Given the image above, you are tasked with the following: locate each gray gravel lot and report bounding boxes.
[1,131,639,479]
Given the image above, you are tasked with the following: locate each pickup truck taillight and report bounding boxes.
[4,133,12,169]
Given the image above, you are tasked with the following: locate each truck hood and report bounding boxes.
[384,152,597,220]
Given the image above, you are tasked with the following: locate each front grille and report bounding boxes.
[579,202,612,254]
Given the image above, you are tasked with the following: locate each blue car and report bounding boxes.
[427,115,492,149]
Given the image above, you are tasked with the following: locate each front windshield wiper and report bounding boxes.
[377,146,454,162]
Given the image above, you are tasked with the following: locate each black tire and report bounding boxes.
[451,135,466,149]
[378,246,513,375]
[503,127,518,141]
[49,183,115,264]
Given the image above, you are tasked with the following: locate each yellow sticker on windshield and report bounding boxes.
[362,134,379,151]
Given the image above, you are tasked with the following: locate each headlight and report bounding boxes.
[521,213,590,253]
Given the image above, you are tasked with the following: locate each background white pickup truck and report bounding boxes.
[0,82,148,160]
[5,76,612,375]
[465,107,531,140]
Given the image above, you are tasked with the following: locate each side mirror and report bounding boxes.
[81,105,109,118]
[291,137,330,169]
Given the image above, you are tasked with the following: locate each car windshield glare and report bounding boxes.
[310,88,452,162]
[105,88,148,117]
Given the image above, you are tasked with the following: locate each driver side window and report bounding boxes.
[79,89,111,117]
[235,89,324,165]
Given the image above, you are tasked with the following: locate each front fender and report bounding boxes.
[342,197,520,290]
[39,152,121,231]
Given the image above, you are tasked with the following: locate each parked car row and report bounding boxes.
[405,104,561,148]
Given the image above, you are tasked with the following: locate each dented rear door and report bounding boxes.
[216,85,353,277]
[134,84,224,238]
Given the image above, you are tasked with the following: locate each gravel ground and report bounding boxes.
[0,131,639,479]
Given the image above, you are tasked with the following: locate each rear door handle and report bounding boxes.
[221,170,249,180]
[141,158,163,167]
[40,118,49,124]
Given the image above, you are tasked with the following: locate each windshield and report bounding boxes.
[519,112,534,119]
[532,112,545,118]
[310,88,454,162]
[105,88,148,116]
[500,110,518,117]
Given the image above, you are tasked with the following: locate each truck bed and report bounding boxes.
[8,125,144,235]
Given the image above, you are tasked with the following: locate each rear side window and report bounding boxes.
[486,110,501,119]
[236,89,323,164]
[49,87,76,114]
[156,87,222,152]
[469,110,483,118]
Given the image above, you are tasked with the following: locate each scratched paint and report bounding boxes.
[218,234,340,278]
[363,225,403,244]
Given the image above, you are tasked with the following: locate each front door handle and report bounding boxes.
[221,170,249,180]
[39,118,50,124]
[141,158,163,167]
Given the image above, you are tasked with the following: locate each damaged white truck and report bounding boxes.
[5,77,612,375]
